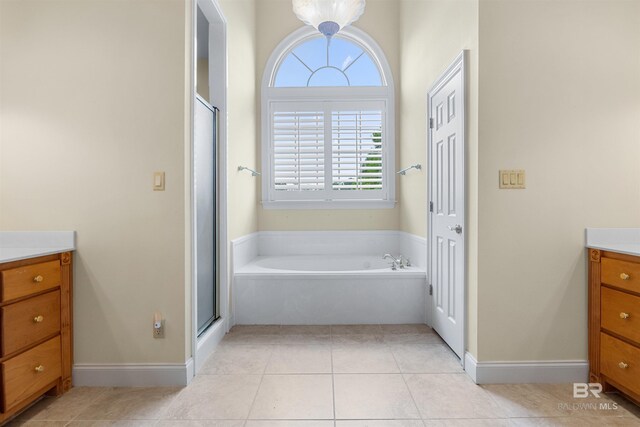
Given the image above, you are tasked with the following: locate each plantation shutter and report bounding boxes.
[331,110,384,191]
[272,110,325,193]
[266,100,389,204]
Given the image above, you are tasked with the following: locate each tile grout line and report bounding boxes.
[65,386,113,424]
[330,325,337,427]
[243,337,274,424]
[158,385,188,422]
[384,327,420,422]
[386,330,424,422]
[476,380,524,419]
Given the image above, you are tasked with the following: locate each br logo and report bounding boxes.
[573,383,602,398]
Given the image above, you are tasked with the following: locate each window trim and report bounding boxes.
[261,26,395,210]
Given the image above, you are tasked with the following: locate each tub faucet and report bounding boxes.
[383,254,401,270]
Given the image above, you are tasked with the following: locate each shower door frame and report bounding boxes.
[190,0,229,377]
[194,95,219,336]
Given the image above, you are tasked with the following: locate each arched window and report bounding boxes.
[274,36,382,87]
[262,27,395,209]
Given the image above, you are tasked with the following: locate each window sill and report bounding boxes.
[261,200,396,210]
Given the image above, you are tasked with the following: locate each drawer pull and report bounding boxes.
[620,312,631,319]
[33,315,44,323]
[620,273,630,280]
[33,275,44,283]
[618,362,629,369]
[34,365,44,373]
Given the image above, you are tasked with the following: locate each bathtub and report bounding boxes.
[234,255,427,325]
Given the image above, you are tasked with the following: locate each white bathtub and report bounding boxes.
[234,255,427,325]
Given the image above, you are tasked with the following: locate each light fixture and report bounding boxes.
[292,0,366,39]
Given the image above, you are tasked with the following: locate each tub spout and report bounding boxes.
[383,254,399,270]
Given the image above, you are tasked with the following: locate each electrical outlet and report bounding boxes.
[153,319,165,338]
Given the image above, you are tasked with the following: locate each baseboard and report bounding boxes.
[186,357,194,383]
[465,352,589,384]
[73,358,194,387]
[464,352,478,382]
[73,330,228,387]
[195,318,227,373]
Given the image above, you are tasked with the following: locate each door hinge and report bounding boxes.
[429,118,434,129]
[429,201,433,212]
[429,284,433,296]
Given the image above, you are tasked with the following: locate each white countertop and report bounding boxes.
[586,228,640,257]
[0,231,76,263]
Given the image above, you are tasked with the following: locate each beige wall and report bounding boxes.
[3,0,637,369]
[399,0,480,356]
[221,0,259,240]
[0,0,189,363]
[476,0,640,361]
[256,0,401,232]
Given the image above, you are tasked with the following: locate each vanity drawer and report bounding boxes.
[601,287,640,345]
[602,258,640,294]
[0,261,61,302]
[1,336,61,412]
[600,333,640,396]
[1,290,61,356]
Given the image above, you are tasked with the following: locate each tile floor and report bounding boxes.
[9,324,640,426]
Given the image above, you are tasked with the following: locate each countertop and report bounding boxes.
[586,228,640,257]
[0,231,76,263]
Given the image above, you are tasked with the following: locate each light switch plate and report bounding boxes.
[153,172,165,191]
[499,170,525,189]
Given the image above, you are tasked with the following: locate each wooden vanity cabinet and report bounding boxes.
[0,252,72,424]
[589,248,640,404]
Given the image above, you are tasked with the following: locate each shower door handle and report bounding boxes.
[448,225,463,234]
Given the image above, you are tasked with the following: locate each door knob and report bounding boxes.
[448,225,463,234]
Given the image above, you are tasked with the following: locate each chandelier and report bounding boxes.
[292,0,366,39]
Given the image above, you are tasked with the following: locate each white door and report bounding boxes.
[428,52,466,360]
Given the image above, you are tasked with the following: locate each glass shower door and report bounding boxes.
[194,96,218,336]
